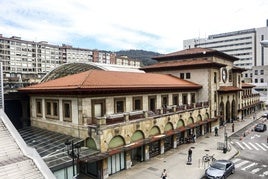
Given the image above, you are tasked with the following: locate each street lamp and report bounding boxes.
[223,122,228,153]
[65,139,81,178]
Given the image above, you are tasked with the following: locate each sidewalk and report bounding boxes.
[108,112,264,179]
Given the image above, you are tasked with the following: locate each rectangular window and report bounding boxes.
[229,71,232,82]
[36,99,42,117]
[172,94,178,105]
[63,100,72,122]
[45,100,59,119]
[190,93,195,103]
[161,95,168,108]
[91,99,105,119]
[254,70,258,75]
[182,94,188,105]
[260,70,264,75]
[133,96,142,111]
[148,96,156,111]
[180,73,184,79]
[214,72,217,83]
[114,98,125,113]
[186,73,191,79]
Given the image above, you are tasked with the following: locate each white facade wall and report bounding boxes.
[184,26,268,69]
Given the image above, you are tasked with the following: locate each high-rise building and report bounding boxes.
[183,21,268,69]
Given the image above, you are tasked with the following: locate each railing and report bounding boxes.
[95,101,209,126]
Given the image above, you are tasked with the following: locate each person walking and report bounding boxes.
[214,127,218,136]
[188,148,192,163]
[161,169,167,179]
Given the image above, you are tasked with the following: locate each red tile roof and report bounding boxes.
[152,48,238,62]
[217,86,242,92]
[141,58,225,70]
[19,70,202,93]
[242,83,256,88]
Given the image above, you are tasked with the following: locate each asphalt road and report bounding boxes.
[229,118,268,178]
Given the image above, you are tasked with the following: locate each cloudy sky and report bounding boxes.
[0,0,267,53]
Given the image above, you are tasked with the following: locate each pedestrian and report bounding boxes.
[161,169,167,179]
[214,127,218,136]
[232,123,234,132]
[188,148,192,163]
[193,134,196,143]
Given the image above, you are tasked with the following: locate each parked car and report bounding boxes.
[262,113,268,118]
[254,123,267,132]
[205,160,235,179]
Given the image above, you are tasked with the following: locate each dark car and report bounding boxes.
[205,160,235,179]
[254,123,267,132]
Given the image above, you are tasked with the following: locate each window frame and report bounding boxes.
[91,99,106,119]
[45,99,59,120]
[114,97,126,113]
[63,100,72,122]
[36,99,42,117]
[133,96,143,111]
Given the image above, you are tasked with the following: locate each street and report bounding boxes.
[229,117,268,178]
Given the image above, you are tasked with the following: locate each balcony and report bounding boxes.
[93,101,209,126]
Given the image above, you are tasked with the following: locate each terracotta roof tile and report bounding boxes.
[242,83,256,88]
[217,86,242,92]
[152,47,238,62]
[141,58,225,70]
[19,70,202,92]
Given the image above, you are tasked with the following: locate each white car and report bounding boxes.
[262,113,268,118]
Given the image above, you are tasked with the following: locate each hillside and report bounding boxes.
[115,49,161,66]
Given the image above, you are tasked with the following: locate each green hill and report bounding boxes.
[115,49,161,66]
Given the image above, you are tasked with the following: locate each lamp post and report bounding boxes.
[223,122,228,153]
[65,139,81,178]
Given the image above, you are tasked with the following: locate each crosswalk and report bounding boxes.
[232,158,268,177]
[234,141,268,151]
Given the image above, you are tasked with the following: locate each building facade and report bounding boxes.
[183,20,268,106]
[19,48,262,179]
[0,34,140,92]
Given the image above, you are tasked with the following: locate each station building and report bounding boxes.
[18,48,262,179]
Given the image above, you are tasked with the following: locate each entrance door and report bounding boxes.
[131,146,144,166]
[108,152,125,175]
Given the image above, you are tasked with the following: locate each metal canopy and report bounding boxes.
[18,127,99,171]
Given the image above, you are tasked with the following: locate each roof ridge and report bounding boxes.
[79,70,93,88]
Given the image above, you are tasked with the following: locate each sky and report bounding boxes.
[0,0,267,54]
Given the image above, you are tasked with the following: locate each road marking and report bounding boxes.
[248,142,259,150]
[261,143,268,149]
[232,158,241,163]
[236,142,245,150]
[242,142,252,150]
[250,134,260,139]
[255,143,267,151]
[241,162,257,171]
[236,160,250,168]
[251,168,261,174]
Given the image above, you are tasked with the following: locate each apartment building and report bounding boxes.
[0,34,140,92]
[18,48,262,178]
[183,21,268,69]
[183,20,268,105]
